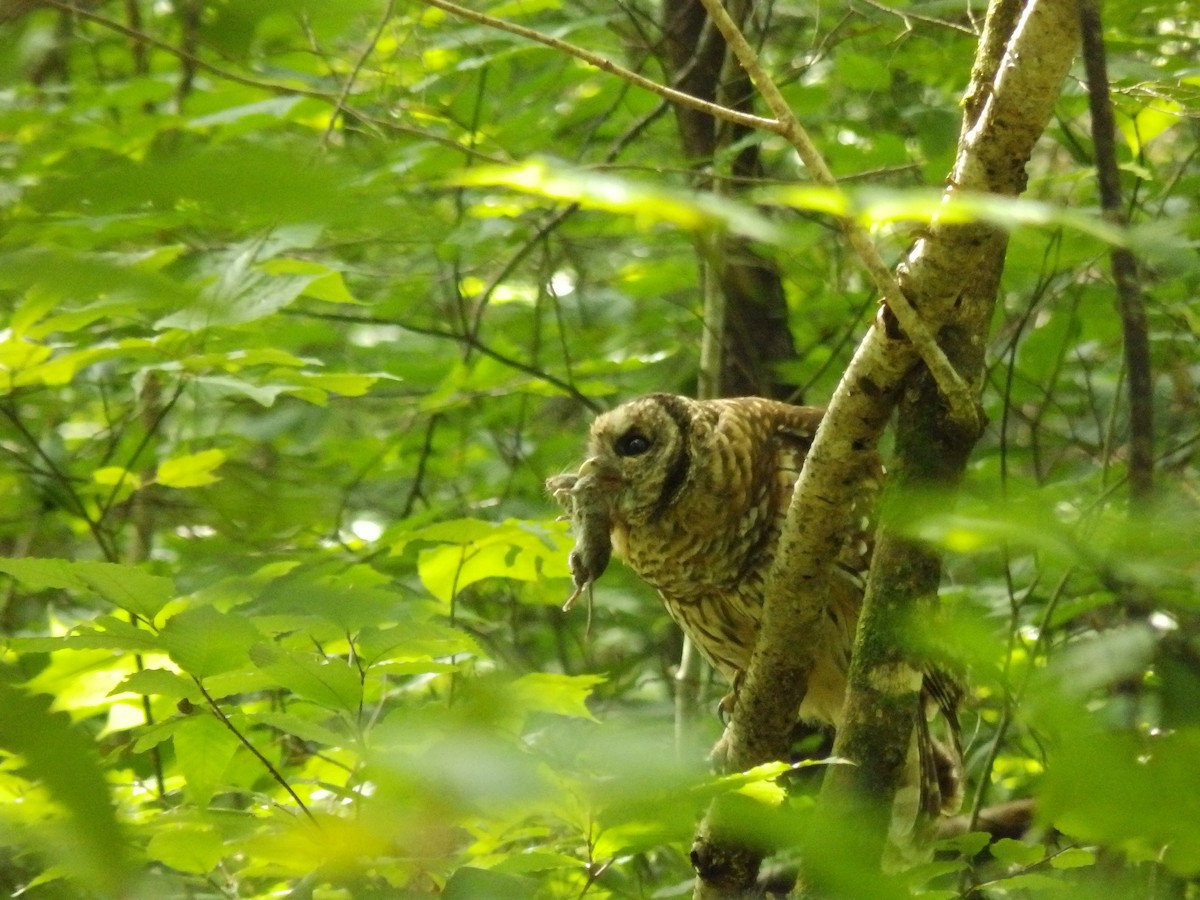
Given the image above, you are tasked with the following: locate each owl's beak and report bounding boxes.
[578,456,621,486]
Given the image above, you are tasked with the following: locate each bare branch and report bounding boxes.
[852,0,979,36]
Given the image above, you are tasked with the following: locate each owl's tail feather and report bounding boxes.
[885,675,964,869]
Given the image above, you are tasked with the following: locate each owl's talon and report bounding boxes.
[716,672,743,724]
[717,692,736,725]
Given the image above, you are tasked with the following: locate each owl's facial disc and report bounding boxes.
[586,396,693,522]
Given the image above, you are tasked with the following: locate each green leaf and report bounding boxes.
[8,340,160,389]
[0,247,195,310]
[936,830,992,858]
[8,624,162,652]
[112,668,197,702]
[189,95,306,127]
[414,519,568,602]
[510,672,603,721]
[11,616,163,654]
[1117,99,1183,156]
[443,866,540,900]
[759,185,1127,246]
[73,562,176,620]
[92,466,142,491]
[0,558,174,620]
[172,714,241,808]
[252,566,411,632]
[251,711,347,748]
[157,271,320,331]
[455,158,783,244]
[990,837,1047,867]
[489,850,580,875]
[992,872,1064,891]
[258,258,361,304]
[160,606,263,680]
[145,823,225,875]
[1050,847,1096,869]
[131,718,188,754]
[0,557,84,592]
[904,858,966,891]
[192,374,296,407]
[289,371,383,397]
[156,449,227,488]
[356,622,481,667]
[0,680,134,894]
[249,644,363,713]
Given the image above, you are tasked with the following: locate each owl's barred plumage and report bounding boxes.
[551,393,961,820]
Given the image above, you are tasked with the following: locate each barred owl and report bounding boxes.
[549,393,960,817]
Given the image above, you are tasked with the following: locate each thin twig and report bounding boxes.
[1,400,116,561]
[321,0,396,148]
[853,0,978,36]
[283,309,602,412]
[97,380,187,527]
[50,0,339,102]
[467,82,671,345]
[401,414,440,518]
[418,0,780,135]
[45,0,507,162]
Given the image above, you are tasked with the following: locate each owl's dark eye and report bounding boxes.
[614,431,652,457]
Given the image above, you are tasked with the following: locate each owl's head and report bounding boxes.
[584,393,697,523]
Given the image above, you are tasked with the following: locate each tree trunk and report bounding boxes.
[660,0,796,399]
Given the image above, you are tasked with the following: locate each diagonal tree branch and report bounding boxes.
[419,0,778,133]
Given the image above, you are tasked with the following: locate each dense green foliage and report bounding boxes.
[0,1,1197,897]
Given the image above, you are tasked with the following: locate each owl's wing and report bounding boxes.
[774,410,822,466]
[772,402,825,439]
